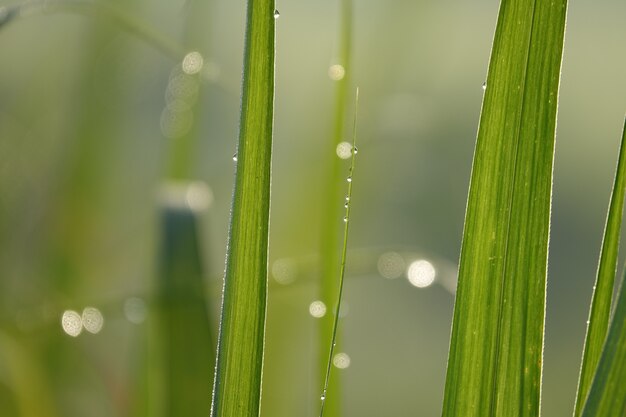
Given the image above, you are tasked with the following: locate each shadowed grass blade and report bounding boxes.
[210,1,275,416]
[157,195,215,417]
[575,118,626,416]
[581,266,626,417]
[441,1,567,416]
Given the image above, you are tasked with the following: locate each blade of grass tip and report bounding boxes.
[319,87,359,417]
[581,263,626,417]
[319,0,352,415]
[574,118,626,416]
[210,2,275,417]
[155,183,216,417]
[441,1,567,416]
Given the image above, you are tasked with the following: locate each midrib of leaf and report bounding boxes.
[574,118,626,416]
[441,1,567,416]
[210,1,275,417]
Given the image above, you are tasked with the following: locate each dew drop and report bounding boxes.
[482,81,487,90]
[344,202,349,208]
[345,196,350,202]
[343,216,348,223]
[346,176,352,183]
[273,9,280,19]
[321,395,326,401]
[232,153,238,162]
[353,146,358,155]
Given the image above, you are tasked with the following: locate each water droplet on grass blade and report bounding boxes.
[343,216,348,223]
[232,153,238,162]
[273,9,280,18]
[346,176,352,183]
[344,202,349,208]
[482,81,487,90]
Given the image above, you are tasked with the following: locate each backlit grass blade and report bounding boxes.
[581,266,626,417]
[441,1,567,416]
[210,1,275,417]
[319,88,359,417]
[319,1,352,415]
[574,118,626,416]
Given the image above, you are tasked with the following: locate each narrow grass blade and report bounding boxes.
[441,1,567,416]
[210,1,275,417]
[319,1,352,415]
[581,268,626,417]
[156,193,216,417]
[574,118,626,416]
[320,88,359,417]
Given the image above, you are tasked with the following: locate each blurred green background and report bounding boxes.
[0,0,625,416]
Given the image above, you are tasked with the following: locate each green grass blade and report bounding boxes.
[157,199,216,417]
[210,1,275,417]
[441,1,567,416]
[318,1,352,415]
[319,88,359,417]
[574,118,626,416]
[581,267,626,417]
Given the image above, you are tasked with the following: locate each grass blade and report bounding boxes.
[441,1,567,416]
[574,118,626,416]
[210,1,275,417]
[319,88,359,417]
[581,265,626,417]
[318,0,352,414]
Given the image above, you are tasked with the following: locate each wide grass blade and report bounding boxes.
[574,118,626,416]
[210,1,275,417]
[441,1,567,416]
[581,265,626,417]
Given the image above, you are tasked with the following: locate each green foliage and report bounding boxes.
[442,1,567,416]
[575,118,626,416]
[581,265,626,417]
[210,1,276,416]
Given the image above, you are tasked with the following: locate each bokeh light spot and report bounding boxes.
[333,352,351,369]
[182,51,204,75]
[82,307,104,334]
[377,252,405,279]
[61,310,82,337]
[309,300,327,318]
[407,260,436,288]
